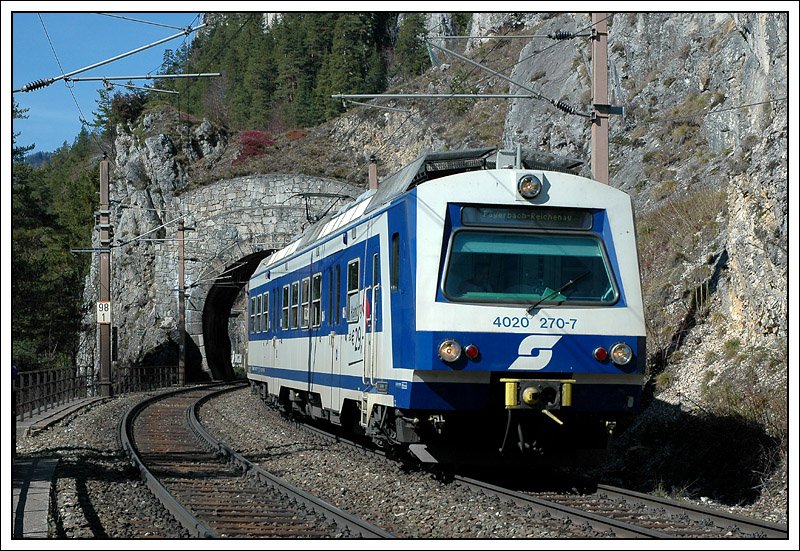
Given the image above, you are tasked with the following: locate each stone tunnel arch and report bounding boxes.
[80,172,365,382]
[201,252,270,380]
[176,174,366,382]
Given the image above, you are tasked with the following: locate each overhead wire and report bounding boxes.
[37,13,111,158]
[449,13,601,116]
[634,97,787,126]
[96,12,189,31]
[33,13,209,167]
[309,16,527,228]
[330,15,582,188]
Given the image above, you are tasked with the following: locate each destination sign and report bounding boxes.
[461,206,593,230]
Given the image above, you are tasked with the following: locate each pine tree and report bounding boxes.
[12,100,34,162]
[91,87,115,137]
[395,13,430,77]
[12,130,98,370]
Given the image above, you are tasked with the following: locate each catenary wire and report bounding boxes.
[38,13,112,158]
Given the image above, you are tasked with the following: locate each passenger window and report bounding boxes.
[256,294,262,333]
[328,268,334,325]
[312,273,322,327]
[282,285,289,329]
[250,296,256,334]
[347,259,360,322]
[335,265,341,324]
[301,277,310,328]
[290,282,299,329]
[390,233,399,291]
[268,292,269,333]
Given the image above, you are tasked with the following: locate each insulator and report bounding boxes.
[548,31,575,40]
[554,100,577,114]
[22,78,53,92]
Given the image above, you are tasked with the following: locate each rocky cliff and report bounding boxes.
[79,14,787,503]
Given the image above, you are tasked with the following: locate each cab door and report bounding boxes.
[363,252,380,386]
[328,265,342,410]
[344,258,365,384]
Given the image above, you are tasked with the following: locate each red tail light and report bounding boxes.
[464,344,480,360]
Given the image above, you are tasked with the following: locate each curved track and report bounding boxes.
[120,384,393,538]
[459,476,788,539]
[256,397,788,539]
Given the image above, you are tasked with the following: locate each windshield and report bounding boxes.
[443,231,617,305]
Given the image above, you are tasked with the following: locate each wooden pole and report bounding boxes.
[98,158,112,396]
[591,13,610,184]
[178,218,186,386]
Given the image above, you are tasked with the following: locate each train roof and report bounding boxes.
[366,147,583,215]
[263,146,585,268]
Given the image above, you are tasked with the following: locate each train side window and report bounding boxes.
[268,291,269,333]
[312,273,322,327]
[281,285,289,330]
[347,259,360,322]
[391,233,400,291]
[327,268,334,325]
[249,296,256,334]
[256,294,262,333]
[301,277,310,328]
[291,282,299,329]
[273,290,278,332]
[335,264,341,324]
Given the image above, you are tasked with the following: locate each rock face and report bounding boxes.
[78,112,363,379]
[80,13,787,407]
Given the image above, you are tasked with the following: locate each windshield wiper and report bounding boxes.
[526,271,589,315]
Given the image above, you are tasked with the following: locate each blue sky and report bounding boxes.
[9,9,205,154]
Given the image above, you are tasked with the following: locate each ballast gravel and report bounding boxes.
[14,385,787,539]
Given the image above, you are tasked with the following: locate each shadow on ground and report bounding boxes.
[594,398,782,506]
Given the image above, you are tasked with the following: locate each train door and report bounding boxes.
[364,252,380,386]
[328,265,342,410]
[345,258,365,384]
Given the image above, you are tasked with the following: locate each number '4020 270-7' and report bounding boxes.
[492,316,578,329]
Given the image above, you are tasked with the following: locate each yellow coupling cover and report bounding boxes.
[561,382,572,407]
[504,381,518,408]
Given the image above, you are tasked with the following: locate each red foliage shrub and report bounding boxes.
[233,130,275,165]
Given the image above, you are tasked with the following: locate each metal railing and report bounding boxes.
[14,365,179,421]
[113,365,180,395]
[14,366,96,421]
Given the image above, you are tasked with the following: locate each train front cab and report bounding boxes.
[401,169,646,464]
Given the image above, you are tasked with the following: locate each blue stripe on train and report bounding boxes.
[248,363,641,412]
[420,331,645,375]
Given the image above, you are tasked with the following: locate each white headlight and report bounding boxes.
[610,342,633,366]
[517,174,542,199]
[438,339,462,362]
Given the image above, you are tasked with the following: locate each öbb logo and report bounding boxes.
[508,335,562,371]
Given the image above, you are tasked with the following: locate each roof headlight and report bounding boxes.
[438,339,462,363]
[517,174,542,199]
[610,342,633,366]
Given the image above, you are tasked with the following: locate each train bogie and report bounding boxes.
[247,147,646,464]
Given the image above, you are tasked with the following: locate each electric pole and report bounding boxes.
[98,157,112,397]
[178,218,186,386]
[591,13,610,184]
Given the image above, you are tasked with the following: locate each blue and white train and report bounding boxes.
[247,147,646,464]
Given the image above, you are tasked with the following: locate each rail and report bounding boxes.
[14,365,180,421]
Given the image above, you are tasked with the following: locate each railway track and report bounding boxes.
[256,395,788,539]
[120,383,393,539]
[458,476,789,539]
[117,384,786,539]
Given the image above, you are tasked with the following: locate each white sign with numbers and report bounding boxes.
[97,301,112,324]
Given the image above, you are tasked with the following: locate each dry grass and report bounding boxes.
[637,189,727,352]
